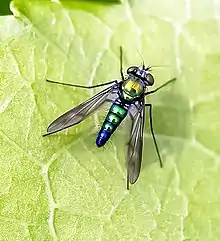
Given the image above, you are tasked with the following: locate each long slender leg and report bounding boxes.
[127,173,130,190]
[46,79,117,89]
[120,46,125,81]
[145,78,176,96]
[145,104,163,168]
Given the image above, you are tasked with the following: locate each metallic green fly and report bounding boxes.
[43,47,176,189]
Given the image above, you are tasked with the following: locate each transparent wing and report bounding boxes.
[127,100,145,189]
[44,83,119,136]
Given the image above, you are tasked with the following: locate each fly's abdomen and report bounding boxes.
[96,103,128,147]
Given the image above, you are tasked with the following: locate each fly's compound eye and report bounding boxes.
[127,66,138,74]
[145,73,154,86]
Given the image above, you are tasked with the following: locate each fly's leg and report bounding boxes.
[145,104,163,168]
[46,79,118,89]
[120,46,125,81]
[145,78,176,95]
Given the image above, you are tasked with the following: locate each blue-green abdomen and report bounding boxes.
[96,103,128,147]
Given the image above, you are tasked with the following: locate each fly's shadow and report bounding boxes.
[141,75,191,169]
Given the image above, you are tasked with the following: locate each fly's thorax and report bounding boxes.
[122,77,145,101]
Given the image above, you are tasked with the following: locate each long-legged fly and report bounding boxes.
[43,47,176,189]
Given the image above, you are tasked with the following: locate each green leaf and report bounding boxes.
[0,0,220,240]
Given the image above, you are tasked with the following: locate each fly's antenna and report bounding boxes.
[136,48,145,69]
[148,64,171,71]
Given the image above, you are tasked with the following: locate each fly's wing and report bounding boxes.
[44,83,119,136]
[127,100,145,189]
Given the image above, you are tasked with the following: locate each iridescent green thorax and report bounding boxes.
[122,77,145,101]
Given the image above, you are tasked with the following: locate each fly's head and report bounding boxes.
[121,66,154,101]
[126,66,154,87]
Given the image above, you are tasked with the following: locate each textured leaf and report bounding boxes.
[0,0,220,240]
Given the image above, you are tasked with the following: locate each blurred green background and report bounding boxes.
[0,0,12,15]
